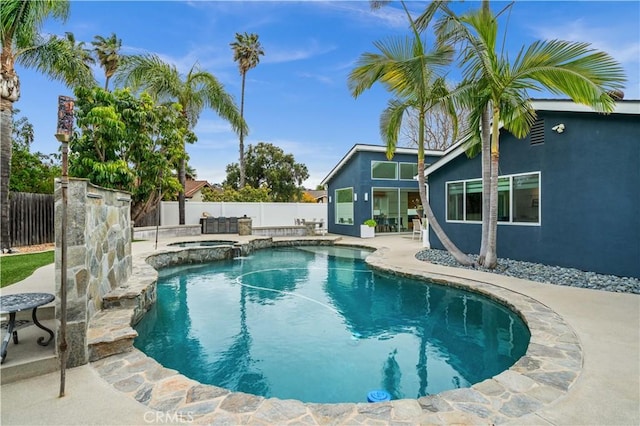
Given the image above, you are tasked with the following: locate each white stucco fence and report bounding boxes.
[159,201,328,228]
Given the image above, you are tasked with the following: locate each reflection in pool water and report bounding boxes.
[134,246,530,404]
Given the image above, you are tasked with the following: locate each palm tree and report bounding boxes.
[92,33,121,91]
[349,1,474,266]
[63,31,95,78]
[435,5,626,268]
[230,32,264,189]
[116,54,247,225]
[1,0,95,251]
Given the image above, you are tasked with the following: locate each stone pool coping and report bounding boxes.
[87,237,583,424]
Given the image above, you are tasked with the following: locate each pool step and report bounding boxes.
[87,308,137,362]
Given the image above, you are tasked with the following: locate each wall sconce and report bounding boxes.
[328,196,332,203]
[354,193,358,202]
[364,192,368,202]
[552,123,565,134]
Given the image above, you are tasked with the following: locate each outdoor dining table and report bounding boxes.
[0,292,55,364]
[302,220,325,235]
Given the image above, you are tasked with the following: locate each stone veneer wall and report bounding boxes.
[55,178,132,367]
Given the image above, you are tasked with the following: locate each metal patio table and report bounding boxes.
[1,292,55,363]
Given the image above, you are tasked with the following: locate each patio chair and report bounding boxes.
[412,218,422,240]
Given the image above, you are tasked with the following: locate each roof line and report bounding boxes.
[426,100,640,176]
[531,100,639,114]
[320,144,444,186]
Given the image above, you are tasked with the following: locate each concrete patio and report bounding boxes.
[1,234,638,425]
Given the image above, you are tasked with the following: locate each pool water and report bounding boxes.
[134,246,530,404]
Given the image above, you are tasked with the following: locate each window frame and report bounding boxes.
[371,161,398,180]
[445,171,541,226]
[399,162,418,181]
[334,187,355,225]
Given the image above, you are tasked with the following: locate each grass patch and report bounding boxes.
[1,251,54,288]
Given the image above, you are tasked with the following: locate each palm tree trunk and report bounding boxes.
[417,110,473,266]
[0,54,19,251]
[238,72,246,189]
[418,162,475,267]
[478,105,491,264]
[0,101,13,251]
[484,106,501,268]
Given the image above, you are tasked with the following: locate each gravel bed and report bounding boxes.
[416,249,640,294]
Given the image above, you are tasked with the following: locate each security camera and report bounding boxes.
[552,123,565,134]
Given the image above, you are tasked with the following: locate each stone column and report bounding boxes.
[238,217,252,236]
[55,179,132,367]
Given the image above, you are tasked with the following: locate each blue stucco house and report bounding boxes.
[425,99,639,278]
[322,100,639,279]
[321,145,444,238]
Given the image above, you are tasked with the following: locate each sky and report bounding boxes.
[15,1,640,189]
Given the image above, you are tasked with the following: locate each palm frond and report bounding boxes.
[380,99,410,159]
[17,33,96,88]
[2,0,69,49]
[511,39,625,112]
[415,1,449,31]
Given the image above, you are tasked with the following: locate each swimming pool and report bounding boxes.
[134,246,530,404]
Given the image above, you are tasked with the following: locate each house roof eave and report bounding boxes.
[425,99,640,177]
[320,143,444,186]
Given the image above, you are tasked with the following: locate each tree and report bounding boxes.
[92,33,121,91]
[435,4,626,268]
[202,185,271,202]
[230,32,264,189]
[1,0,95,250]
[115,54,247,225]
[300,192,318,203]
[70,86,188,223]
[223,142,309,202]
[10,111,60,194]
[399,103,470,151]
[348,0,474,266]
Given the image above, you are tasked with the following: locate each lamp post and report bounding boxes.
[55,95,74,397]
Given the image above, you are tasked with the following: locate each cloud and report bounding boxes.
[532,19,640,65]
[313,1,410,30]
[194,118,237,136]
[262,39,336,64]
[297,72,334,86]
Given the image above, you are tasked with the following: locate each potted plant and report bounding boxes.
[360,219,376,238]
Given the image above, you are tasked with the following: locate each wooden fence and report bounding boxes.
[9,192,55,247]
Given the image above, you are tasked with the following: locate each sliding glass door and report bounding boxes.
[371,188,420,233]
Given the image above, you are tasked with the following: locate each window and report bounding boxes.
[513,174,540,223]
[371,161,397,179]
[497,177,510,221]
[465,180,482,221]
[335,187,354,225]
[447,182,463,220]
[399,163,418,180]
[446,172,540,225]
